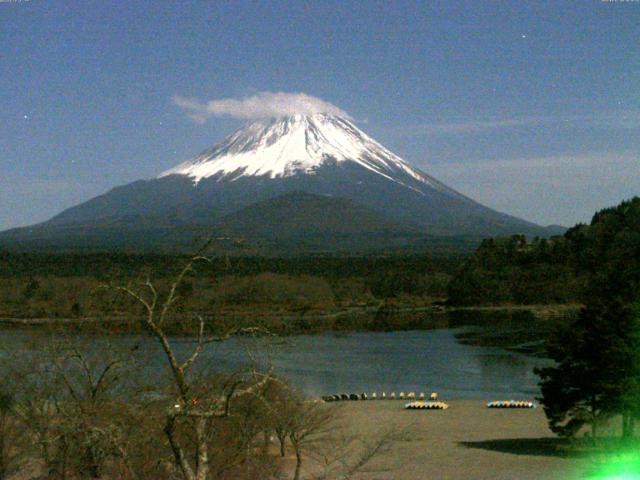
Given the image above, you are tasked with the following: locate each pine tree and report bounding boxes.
[536,299,640,441]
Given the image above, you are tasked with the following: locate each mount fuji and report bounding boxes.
[0,113,562,252]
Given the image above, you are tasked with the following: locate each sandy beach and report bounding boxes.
[313,400,593,480]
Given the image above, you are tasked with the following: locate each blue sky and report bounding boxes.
[1,0,639,230]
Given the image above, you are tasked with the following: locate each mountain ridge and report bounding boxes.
[0,113,563,253]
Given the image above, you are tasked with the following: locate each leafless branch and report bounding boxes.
[179,314,205,373]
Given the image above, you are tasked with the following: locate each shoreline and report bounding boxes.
[0,303,580,328]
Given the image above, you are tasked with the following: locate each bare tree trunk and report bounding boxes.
[195,417,209,480]
[279,435,286,457]
[58,435,69,480]
[590,402,598,444]
[164,415,195,480]
[293,448,302,480]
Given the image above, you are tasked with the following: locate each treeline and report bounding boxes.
[447,197,640,305]
[3,197,638,315]
[0,252,461,321]
[446,196,640,442]
[0,251,463,280]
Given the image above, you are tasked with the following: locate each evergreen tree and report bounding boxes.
[536,306,612,440]
[536,299,640,440]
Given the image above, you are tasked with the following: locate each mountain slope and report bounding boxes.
[219,191,408,237]
[215,191,427,253]
[0,113,561,252]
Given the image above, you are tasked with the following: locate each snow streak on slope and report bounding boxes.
[160,114,457,196]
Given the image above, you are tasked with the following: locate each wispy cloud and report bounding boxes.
[173,92,351,123]
[401,110,640,137]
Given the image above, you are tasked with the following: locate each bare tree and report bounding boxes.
[264,391,401,480]
[288,401,336,480]
[261,378,297,458]
[311,426,406,480]
[1,240,396,480]
[7,329,138,479]
[110,241,276,480]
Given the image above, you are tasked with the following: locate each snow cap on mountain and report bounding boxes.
[160,113,454,197]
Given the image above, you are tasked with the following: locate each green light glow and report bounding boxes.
[588,452,640,479]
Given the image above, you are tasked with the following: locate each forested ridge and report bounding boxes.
[1,197,638,321]
[448,197,640,305]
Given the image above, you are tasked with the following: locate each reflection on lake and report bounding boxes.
[0,309,562,400]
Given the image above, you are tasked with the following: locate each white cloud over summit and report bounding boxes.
[173,92,351,123]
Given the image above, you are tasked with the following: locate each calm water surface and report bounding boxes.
[0,311,555,400]
[205,329,549,399]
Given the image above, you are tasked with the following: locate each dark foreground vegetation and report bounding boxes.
[0,346,392,480]
[0,253,458,332]
[0,252,399,480]
[533,198,640,444]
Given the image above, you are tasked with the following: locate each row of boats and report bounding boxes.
[404,401,449,410]
[321,394,537,410]
[404,400,536,410]
[322,391,437,402]
[486,400,536,408]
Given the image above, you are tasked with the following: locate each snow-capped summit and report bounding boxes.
[160,113,456,197]
[0,112,560,253]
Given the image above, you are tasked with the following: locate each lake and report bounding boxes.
[0,309,559,400]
